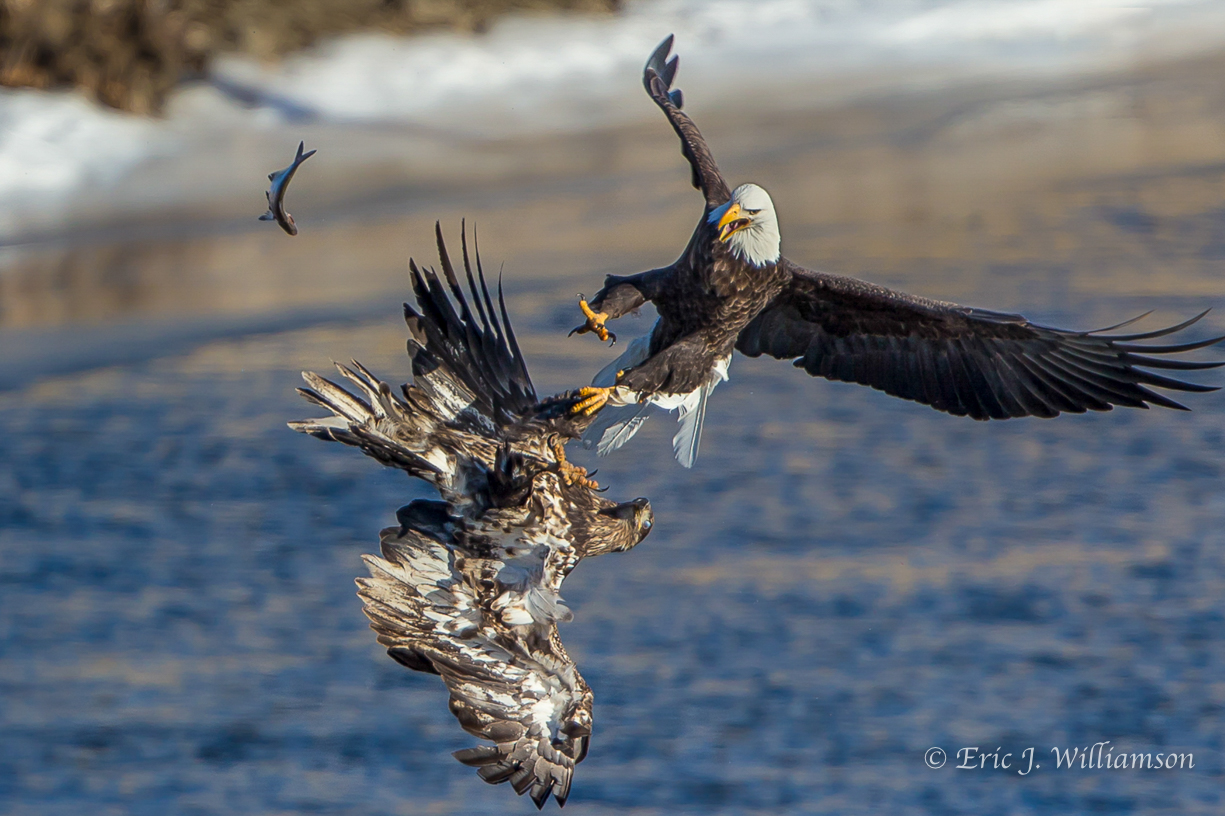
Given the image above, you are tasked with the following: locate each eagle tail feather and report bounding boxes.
[671,357,729,468]
[453,736,576,810]
[585,401,653,457]
[672,379,709,469]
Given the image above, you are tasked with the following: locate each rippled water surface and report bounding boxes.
[5,54,1225,816]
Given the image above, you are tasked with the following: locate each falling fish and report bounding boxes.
[259,141,316,236]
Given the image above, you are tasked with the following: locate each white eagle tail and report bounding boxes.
[582,331,729,468]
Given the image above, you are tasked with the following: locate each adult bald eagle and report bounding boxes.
[290,225,654,809]
[569,35,1225,467]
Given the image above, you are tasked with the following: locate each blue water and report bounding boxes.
[6,38,1225,810]
[2,281,1223,813]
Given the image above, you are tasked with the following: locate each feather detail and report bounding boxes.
[593,332,652,387]
[584,327,658,455]
[670,355,729,468]
[737,264,1225,420]
[589,402,654,457]
[294,223,657,809]
[672,380,709,469]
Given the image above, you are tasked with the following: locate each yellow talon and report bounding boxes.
[570,385,612,417]
[549,436,600,491]
[568,298,616,345]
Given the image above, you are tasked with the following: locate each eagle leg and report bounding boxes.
[549,436,601,491]
[568,298,616,346]
[569,385,613,418]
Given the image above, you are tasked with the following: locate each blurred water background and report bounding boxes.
[4,1,1225,813]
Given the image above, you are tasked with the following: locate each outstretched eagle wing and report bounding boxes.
[406,222,538,428]
[736,263,1225,419]
[359,523,592,809]
[643,35,731,208]
[290,223,539,492]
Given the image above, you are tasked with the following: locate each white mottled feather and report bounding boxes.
[357,523,589,806]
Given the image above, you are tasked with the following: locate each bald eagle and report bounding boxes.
[569,35,1225,467]
[290,225,654,808]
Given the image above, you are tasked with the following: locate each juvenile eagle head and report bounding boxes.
[594,497,654,553]
[708,183,781,267]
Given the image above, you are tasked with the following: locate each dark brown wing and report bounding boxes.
[736,263,1225,419]
[406,222,538,426]
[643,35,731,208]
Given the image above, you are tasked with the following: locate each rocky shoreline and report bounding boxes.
[0,0,619,114]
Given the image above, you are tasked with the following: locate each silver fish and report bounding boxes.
[259,141,316,236]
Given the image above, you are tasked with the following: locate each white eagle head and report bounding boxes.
[707,183,781,267]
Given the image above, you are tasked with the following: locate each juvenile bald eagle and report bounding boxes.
[290,225,654,809]
[569,35,1225,467]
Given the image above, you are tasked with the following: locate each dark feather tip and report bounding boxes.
[663,55,679,87]
[530,781,551,809]
[647,34,675,73]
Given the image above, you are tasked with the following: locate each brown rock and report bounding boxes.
[0,0,620,114]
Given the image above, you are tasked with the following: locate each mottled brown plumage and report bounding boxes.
[574,36,1224,465]
[291,224,653,808]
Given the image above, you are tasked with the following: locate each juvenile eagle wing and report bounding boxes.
[289,223,535,489]
[358,524,591,810]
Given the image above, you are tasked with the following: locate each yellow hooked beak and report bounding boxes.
[716,202,750,242]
